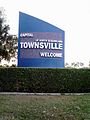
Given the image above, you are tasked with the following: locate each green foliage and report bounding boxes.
[0,68,90,92]
[0,7,17,61]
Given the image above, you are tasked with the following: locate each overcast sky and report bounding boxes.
[0,0,90,66]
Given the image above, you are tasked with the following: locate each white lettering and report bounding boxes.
[24,42,28,48]
[20,41,63,50]
[58,42,63,49]
[28,42,34,48]
[20,33,33,37]
[40,52,62,58]
[44,42,49,49]
[20,42,24,48]
[39,42,44,49]
[34,42,39,48]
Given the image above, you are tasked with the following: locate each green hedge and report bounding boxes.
[0,68,90,93]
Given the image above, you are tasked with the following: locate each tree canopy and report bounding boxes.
[0,7,17,62]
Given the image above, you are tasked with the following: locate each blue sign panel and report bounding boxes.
[18,12,65,68]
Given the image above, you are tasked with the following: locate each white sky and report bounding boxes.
[0,0,90,66]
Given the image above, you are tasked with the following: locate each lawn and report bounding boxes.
[0,94,90,120]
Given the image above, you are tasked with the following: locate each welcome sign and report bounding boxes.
[18,12,65,68]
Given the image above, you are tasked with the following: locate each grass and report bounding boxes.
[0,94,90,120]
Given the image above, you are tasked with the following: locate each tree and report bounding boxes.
[65,62,70,68]
[88,61,90,68]
[71,62,84,68]
[0,7,17,62]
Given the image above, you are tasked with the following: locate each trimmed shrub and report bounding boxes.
[0,68,90,92]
